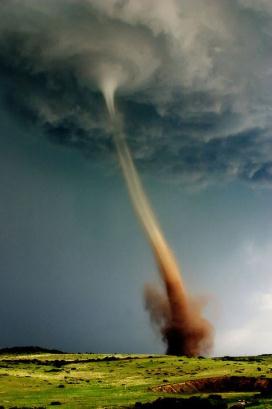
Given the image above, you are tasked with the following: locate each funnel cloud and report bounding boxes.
[103,81,213,356]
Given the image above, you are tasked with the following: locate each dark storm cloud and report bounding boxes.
[1,0,272,186]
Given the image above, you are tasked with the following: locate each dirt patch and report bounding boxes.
[152,376,272,394]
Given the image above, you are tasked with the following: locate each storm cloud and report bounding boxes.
[1,0,272,186]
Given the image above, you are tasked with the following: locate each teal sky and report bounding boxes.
[1,103,272,356]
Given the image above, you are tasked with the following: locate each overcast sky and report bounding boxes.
[1,0,272,356]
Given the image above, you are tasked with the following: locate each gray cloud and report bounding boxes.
[1,0,272,186]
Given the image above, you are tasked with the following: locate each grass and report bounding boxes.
[0,352,272,408]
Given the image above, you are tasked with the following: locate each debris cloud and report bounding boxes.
[102,79,213,356]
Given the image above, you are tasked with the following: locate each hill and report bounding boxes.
[0,352,272,408]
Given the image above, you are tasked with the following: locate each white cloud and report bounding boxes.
[256,293,272,311]
[243,240,272,277]
[212,239,272,356]
[215,287,272,356]
[215,316,272,356]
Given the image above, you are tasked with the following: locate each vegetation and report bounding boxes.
[0,351,272,408]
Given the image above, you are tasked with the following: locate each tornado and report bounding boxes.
[102,79,213,357]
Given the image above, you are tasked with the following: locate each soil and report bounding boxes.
[151,376,272,394]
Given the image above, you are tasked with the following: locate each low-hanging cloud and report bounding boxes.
[1,0,272,186]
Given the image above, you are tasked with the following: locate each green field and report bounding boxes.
[1,351,272,408]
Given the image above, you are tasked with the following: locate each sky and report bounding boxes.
[1,0,272,356]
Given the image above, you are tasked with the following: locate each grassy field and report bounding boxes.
[1,351,272,408]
